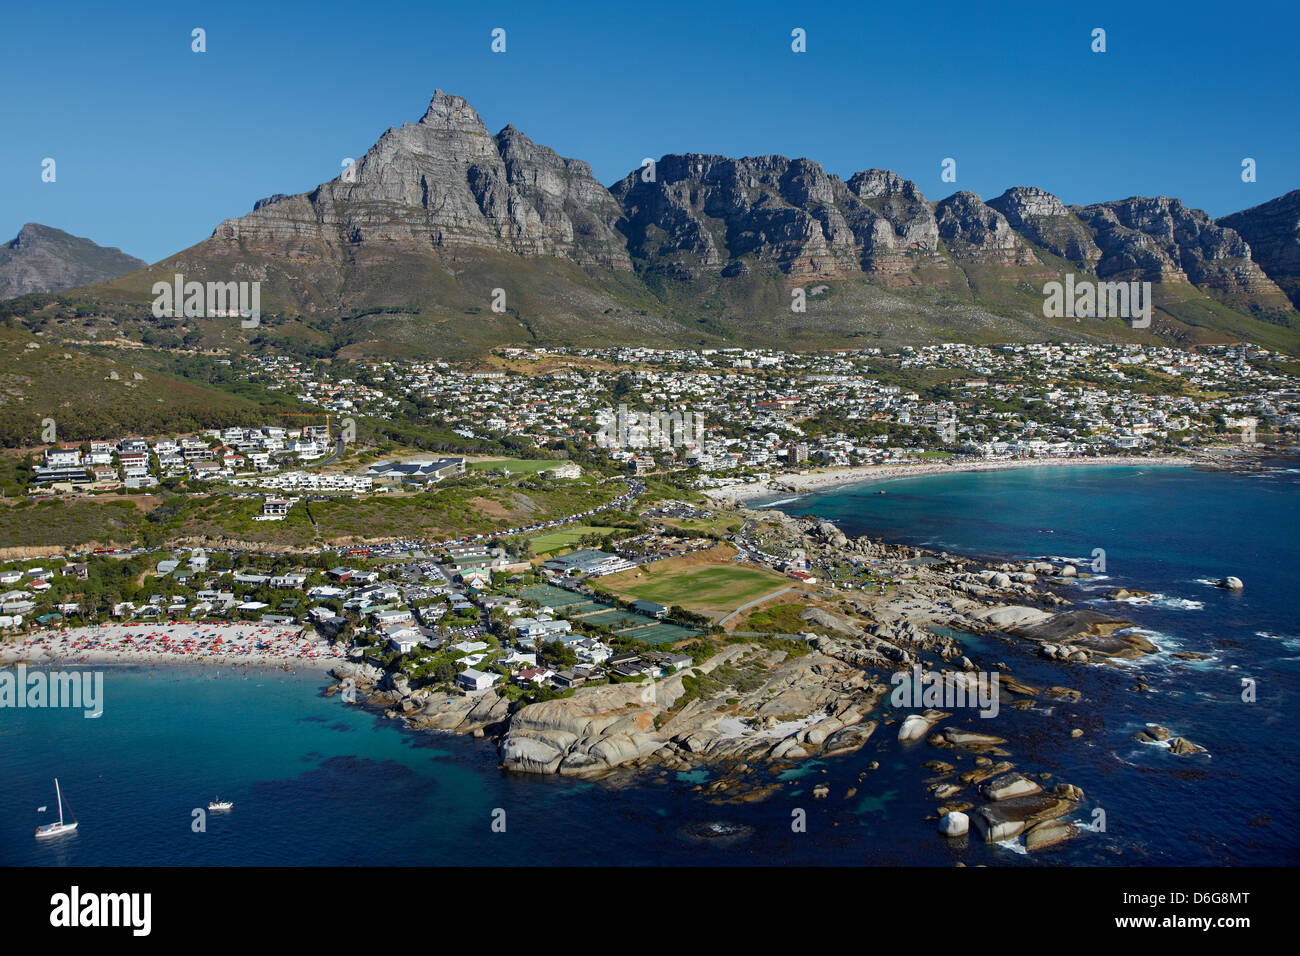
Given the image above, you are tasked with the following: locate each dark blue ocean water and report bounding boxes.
[4,462,1298,866]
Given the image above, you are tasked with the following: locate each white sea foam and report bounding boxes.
[1156,597,1205,611]
[1111,592,1204,611]
[1073,576,1112,589]
[1129,627,1179,651]
[1256,631,1300,651]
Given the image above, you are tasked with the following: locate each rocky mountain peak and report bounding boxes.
[934,192,1035,264]
[418,89,489,134]
[989,186,1069,219]
[848,169,925,202]
[1067,195,1287,306]
[1219,190,1300,308]
[210,91,631,270]
[988,187,1099,265]
[11,223,45,249]
[0,223,146,300]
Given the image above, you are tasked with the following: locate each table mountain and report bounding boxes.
[14,91,1298,356]
[0,223,145,300]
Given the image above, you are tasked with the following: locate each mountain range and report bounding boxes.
[7,91,1299,357]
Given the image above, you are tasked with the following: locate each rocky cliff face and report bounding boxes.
[1219,190,1300,308]
[934,191,1038,265]
[843,169,943,275]
[0,224,146,300]
[612,157,1032,278]
[1072,196,1283,301]
[612,156,1290,309]
[215,91,631,271]
[42,89,1296,353]
[180,91,1300,320]
[611,154,865,278]
[987,187,1100,266]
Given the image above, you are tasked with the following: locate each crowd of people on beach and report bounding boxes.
[4,622,345,668]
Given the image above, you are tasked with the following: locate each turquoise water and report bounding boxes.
[4,462,1298,865]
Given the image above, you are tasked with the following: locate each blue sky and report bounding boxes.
[2,0,1296,263]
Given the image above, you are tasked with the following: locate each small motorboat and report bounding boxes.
[207,798,234,811]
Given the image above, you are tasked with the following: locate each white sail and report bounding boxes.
[37,806,47,813]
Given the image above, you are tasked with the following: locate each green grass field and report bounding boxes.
[468,459,558,474]
[608,563,790,616]
[528,524,617,554]
[661,514,742,535]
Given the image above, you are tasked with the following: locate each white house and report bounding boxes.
[388,630,423,654]
[456,668,499,693]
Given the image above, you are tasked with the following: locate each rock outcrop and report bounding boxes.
[498,643,885,777]
[1073,196,1290,308]
[1219,189,1300,308]
[215,91,632,272]
[987,186,1100,265]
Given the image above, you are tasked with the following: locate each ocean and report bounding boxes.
[5,462,1298,866]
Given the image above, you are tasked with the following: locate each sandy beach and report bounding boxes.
[0,621,345,670]
[702,454,1193,505]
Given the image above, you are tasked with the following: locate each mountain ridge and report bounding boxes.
[8,91,1298,356]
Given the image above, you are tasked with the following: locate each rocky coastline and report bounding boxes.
[325,506,1214,850]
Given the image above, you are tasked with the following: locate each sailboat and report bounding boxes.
[34,778,78,838]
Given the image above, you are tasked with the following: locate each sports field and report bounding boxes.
[660,514,742,535]
[603,557,789,618]
[518,583,701,645]
[528,525,617,554]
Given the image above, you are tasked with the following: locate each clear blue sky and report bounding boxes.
[2,0,1296,263]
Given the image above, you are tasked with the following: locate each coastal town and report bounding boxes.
[13,340,1295,500]
[4,338,1293,651]
[2,338,1293,849]
[8,0,1300,912]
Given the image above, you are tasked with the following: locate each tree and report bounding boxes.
[433,660,459,684]
[538,640,577,668]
